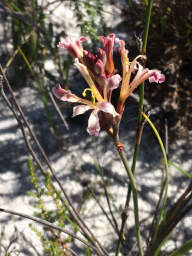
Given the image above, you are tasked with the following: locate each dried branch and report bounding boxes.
[0,208,97,253]
[91,189,119,236]
[0,65,108,256]
[48,89,69,130]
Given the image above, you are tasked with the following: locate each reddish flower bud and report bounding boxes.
[100,34,115,75]
[57,36,86,59]
[94,59,105,75]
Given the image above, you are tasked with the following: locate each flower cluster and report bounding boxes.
[53,34,165,137]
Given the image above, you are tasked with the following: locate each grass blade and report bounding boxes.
[142,112,169,248]
[170,238,192,256]
[168,161,192,179]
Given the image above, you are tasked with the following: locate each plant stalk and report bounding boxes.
[115,150,143,256]
[115,1,154,254]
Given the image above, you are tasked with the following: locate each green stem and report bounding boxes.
[115,1,154,255]
[138,0,153,121]
[116,150,143,256]
[126,0,154,222]
[142,0,153,55]
[131,0,154,185]
[141,112,169,255]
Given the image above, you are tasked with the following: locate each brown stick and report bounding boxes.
[0,66,108,256]
[0,208,97,253]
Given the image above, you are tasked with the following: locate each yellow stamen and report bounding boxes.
[74,58,104,103]
[82,88,96,104]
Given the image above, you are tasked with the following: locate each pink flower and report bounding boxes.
[52,84,118,136]
[148,69,165,83]
[116,38,165,103]
[52,84,79,102]
[55,34,165,136]
[58,34,119,102]
[57,36,86,59]
[100,34,116,75]
[127,62,165,97]
[107,74,122,90]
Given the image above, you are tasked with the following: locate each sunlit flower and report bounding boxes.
[57,36,86,59]
[53,84,118,136]
[100,33,116,75]
[116,38,165,109]
[54,34,165,137]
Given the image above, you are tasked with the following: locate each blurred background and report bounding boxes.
[0,0,192,255]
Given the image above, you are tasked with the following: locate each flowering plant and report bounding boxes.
[52,34,166,255]
[51,34,167,255]
[53,34,164,147]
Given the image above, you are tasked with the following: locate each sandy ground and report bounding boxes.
[0,82,192,255]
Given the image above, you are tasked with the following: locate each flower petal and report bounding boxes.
[107,74,122,90]
[87,111,100,136]
[57,36,86,59]
[72,105,93,117]
[98,102,119,117]
[52,84,79,102]
[100,34,115,75]
[74,58,104,102]
[148,70,165,83]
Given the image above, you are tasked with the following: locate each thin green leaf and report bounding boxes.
[27,158,35,172]
[85,246,92,256]
[17,46,33,73]
[170,238,192,256]
[168,161,192,179]
[142,112,169,246]
[62,213,79,231]
[154,229,174,256]
[93,159,103,175]
[27,191,36,197]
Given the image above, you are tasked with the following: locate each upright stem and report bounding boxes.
[116,150,143,256]
[130,0,154,179]
[115,1,154,255]
[142,0,154,55]
[139,0,153,120]
[127,0,154,225]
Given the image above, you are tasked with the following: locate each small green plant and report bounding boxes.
[28,158,76,255]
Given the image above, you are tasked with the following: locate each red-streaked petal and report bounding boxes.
[72,105,93,117]
[87,111,100,136]
[79,36,87,43]
[57,36,86,59]
[148,70,165,83]
[107,74,122,90]
[98,102,119,117]
[95,59,105,75]
[52,84,79,102]
[100,34,115,75]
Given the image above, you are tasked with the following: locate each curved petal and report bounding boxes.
[148,70,165,83]
[73,105,93,117]
[107,74,122,90]
[52,84,79,102]
[98,102,119,117]
[74,58,104,102]
[87,111,100,136]
[100,34,115,74]
[57,36,86,59]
